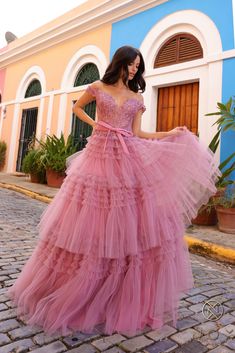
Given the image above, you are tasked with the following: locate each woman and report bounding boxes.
[8,45,221,336]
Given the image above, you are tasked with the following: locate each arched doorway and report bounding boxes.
[139,9,223,150]
[71,63,100,151]
[154,33,203,134]
[16,79,41,171]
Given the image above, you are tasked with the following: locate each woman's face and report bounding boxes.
[127,55,140,80]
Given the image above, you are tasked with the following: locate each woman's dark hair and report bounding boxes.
[101,46,146,93]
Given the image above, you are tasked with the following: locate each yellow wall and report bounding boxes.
[4,24,111,101]
[1,104,14,158]
[1,8,111,171]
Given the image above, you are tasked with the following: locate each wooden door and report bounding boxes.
[157,82,199,134]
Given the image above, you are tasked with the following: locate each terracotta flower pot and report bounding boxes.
[30,173,41,183]
[192,193,219,226]
[192,206,217,226]
[46,169,65,188]
[216,206,235,234]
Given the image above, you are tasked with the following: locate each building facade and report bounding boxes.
[0,0,234,175]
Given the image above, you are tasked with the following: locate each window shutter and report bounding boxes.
[154,33,203,68]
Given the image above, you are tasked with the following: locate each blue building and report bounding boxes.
[110,0,235,178]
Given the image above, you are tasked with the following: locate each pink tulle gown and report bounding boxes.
[8,84,221,336]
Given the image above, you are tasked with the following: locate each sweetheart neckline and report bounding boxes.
[95,87,143,109]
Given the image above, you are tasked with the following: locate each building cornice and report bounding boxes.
[0,0,168,68]
[1,47,235,108]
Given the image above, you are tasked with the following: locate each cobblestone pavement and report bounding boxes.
[0,188,235,353]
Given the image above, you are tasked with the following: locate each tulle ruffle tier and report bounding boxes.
[37,129,221,258]
[8,235,193,336]
[8,127,221,336]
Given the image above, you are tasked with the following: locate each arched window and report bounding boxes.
[72,63,100,151]
[74,63,100,86]
[25,79,42,98]
[154,33,203,68]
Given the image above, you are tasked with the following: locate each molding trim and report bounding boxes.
[16,66,46,100]
[140,9,223,163]
[7,66,46,172]
[36,97,45,141]
[56,93,68,137]
[0,0,168,68]
[61,45,107,88]
[1,47,234,109]
[46,94,54,136]
[140,9,222,68]
[57,45,108,136]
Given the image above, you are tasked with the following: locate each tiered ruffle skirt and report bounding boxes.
[8,128,221,335]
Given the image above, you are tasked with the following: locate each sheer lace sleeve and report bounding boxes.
[137,100,146,113]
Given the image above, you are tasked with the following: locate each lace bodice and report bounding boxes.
[86,85,146,131]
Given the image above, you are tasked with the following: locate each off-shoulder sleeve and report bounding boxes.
[86,84,96,98]
[137,100,146,113]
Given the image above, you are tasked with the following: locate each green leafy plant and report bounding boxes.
[206,97,235,132]
[198,198,215,214]
[216,152,235,188]
[22,148,46,183]
[0,141,7,168]
[206,97,235,188]
[38,133,78,173]
[194,98,235,220]
[214,184,235,208]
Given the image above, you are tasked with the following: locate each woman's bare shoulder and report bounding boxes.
[135,91,144,103]
[89,80,103,89]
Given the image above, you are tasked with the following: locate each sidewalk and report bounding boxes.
[0,172,235,265]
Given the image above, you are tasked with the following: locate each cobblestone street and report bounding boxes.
[0,188,235,353]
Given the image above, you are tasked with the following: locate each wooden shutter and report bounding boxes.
[157,82,199,134]
[154,33,203,68]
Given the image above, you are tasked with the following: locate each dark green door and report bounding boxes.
[72,63,100,151]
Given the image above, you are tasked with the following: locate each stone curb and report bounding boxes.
[185,235,235,265]
[0,182,52,204]
[1,181,235,265]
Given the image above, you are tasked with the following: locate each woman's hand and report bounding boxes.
[168,126,188,137]
[91,122,97,135]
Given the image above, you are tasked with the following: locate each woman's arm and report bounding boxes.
[132,110,169,139]
[132,112,167,139]
[72,89,97,128]
[132,104,187,139]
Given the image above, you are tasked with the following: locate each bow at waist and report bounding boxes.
[95,121,133,154]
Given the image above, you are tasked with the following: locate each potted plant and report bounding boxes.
[192,146,235,226]
[192,97,235,225]
[38,133,78,188]
[192,198,217,226]
[22,148,46,184]
[0,141,7,171]
[207,96,235,199]
[213,184,235,234]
